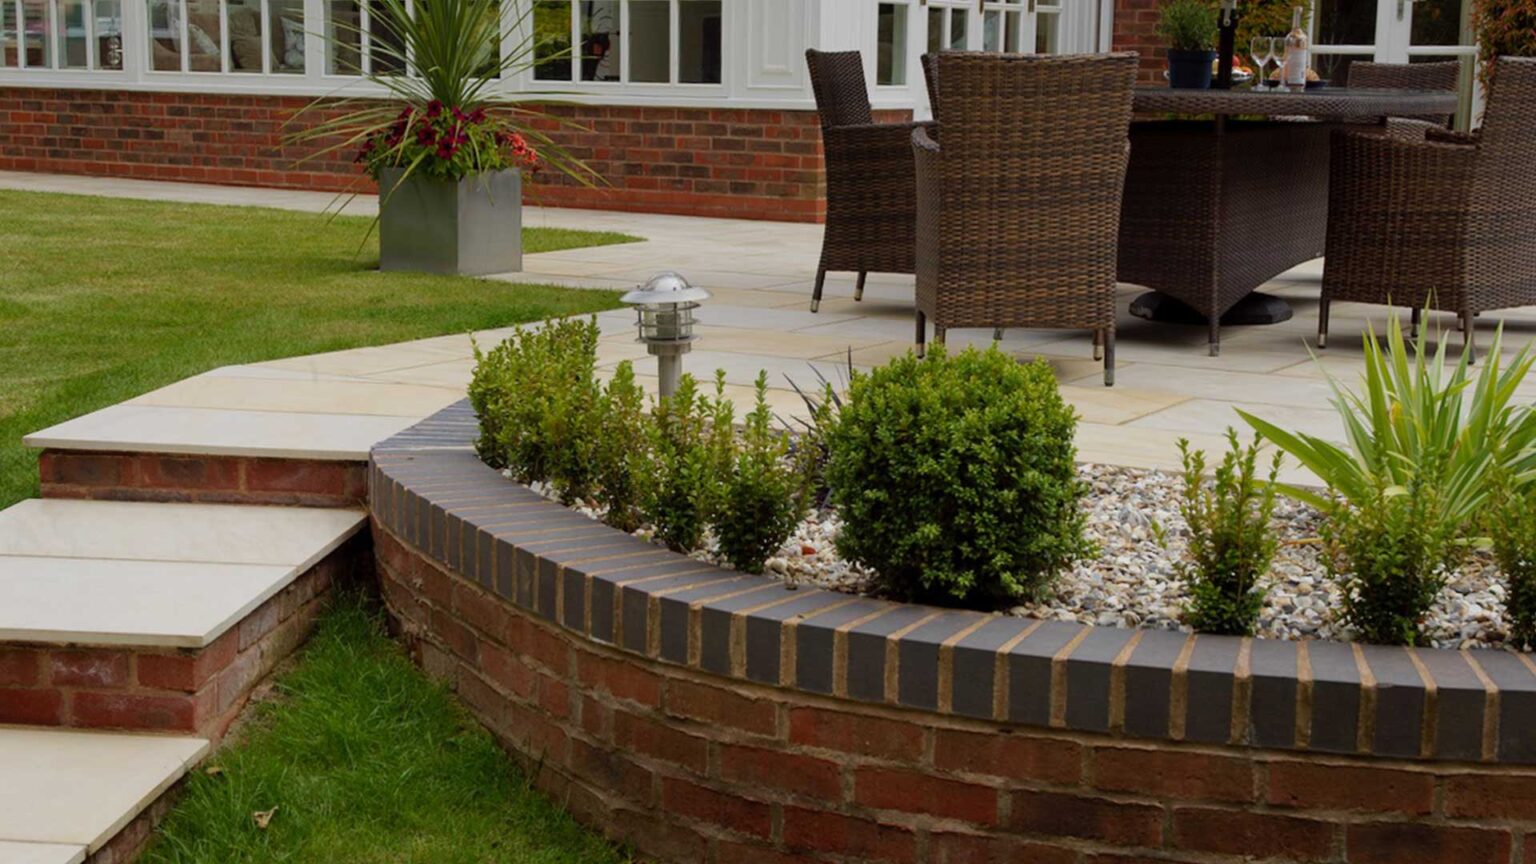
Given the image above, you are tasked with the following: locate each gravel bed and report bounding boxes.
[541,464,1512,652]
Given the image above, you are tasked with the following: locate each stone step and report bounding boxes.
[0,727,208,863]
[0,499,366,737]
[23,368,460,506]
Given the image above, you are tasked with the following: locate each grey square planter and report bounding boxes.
[378,167,522,276]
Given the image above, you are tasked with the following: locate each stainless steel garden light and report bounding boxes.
[619,271,711,398]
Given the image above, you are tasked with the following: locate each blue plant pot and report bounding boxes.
[1167,49,1216,89]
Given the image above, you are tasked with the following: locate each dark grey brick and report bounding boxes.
[1184,635,1242,744]
[1473,651,1536,763]
[795,600,892,695]
[845,605,930,704]
[739,591,850,685]
[897,613,983,712]
[695,584,798,678]
[1360,645,1426,758]
[1415,648,1487,761]
[655,576,755,665]
[1307,640,1363,754]
[494,537,515,601]
[618,572,725,655]
[1123,629,1188,740]
[1007,620,1085,728]
[1063,626,1135,733]
[950,617,1033,720]
[561,567,587,632]
[583,560,717,646]
[1248,638,1298,749]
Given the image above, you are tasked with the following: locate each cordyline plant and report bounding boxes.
[1240,307,1536,643]
[283,0,597,194]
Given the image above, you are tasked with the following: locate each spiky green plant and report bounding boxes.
[1239,311,1536,526]
[283,0,597,193]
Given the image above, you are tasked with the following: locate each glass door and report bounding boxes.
[1309,0,1476,124]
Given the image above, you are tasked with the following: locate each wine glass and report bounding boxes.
[1249,36,1273,90]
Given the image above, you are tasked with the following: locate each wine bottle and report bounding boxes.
[1283,6,1309,91]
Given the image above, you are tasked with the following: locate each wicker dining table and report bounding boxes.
[1117,86,1460,355]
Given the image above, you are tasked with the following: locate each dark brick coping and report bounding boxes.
[369,401,1536,765]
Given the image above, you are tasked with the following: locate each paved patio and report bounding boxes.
[9,170,1536,484]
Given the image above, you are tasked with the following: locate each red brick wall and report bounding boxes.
[1113,0,1168,83]
[375,522,1536,864]
[39,449,368,508]
[0,87,901,223]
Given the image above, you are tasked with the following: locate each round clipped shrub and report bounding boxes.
[825,345,1091,609]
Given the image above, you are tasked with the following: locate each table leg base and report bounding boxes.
[1128,291,1294,327]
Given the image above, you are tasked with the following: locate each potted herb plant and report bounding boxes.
[1158,0,1219,89]
[287,0,592,276]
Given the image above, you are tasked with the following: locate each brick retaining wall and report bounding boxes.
[0,87,908,222]
[39,449,368,507]
[367,402,1536,864]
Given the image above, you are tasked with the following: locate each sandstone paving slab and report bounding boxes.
[0,841,86,864]
[128,375,462,417]
[1127,398,1346,442]
[23,404,420,460]
[0,556,295,648]
[0,728,207,853]
[0,499,364,569]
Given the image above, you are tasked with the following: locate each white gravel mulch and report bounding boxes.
[543,463,1513,652]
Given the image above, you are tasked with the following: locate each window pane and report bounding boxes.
[579,0,615,80]
[147,0,177,69]
[876,2,906,85]
[271,0,302,71]
[185,0,220,70]
[24,0,51,66]
[326,0,359,73]
[628,0,666,82]
[532,0,570,80]
[678,0,718,82]
[95,0,122,67]
[926,7,940,53]
[226,0,259,70]
[2,1,17,66]
[1004,10,1021,51]
[982,9,999,51]
[367,0,403,73]
[948,7,965,50]
[1034,9,1057,54]
[58,0,87,67]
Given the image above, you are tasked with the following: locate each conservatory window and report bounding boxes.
[533,0,720,85]
[143,0,301,72]
[981,0,1024,52]
[875,1,907,85]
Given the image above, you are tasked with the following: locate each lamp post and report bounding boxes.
[619,271,711,398]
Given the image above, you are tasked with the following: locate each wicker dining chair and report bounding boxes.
[1347,60,1461,126]
[805,49,932,313]
[912,52,1137,386]
[1320,56,1536,361]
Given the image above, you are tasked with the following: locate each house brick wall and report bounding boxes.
[0,87,914,222]
[374,522,1536,864]
[39,449,369,507]
[1112,0,1169,83]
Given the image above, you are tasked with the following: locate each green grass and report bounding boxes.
[0,189,634,508]
[144,594,633,863]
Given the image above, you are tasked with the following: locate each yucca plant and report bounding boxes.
[1240,311,1536,524]
[283,0,597,190]
[1240,308,1536,644]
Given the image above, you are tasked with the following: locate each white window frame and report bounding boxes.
[522,0,724,96]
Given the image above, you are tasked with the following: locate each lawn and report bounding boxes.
[0,189,633,508]
[143,594,633,864]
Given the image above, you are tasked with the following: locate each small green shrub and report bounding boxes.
[1176,429,1282,636]
[826,345,1091,609]
[1157,0,1218,52]
[639,372,732,553]
[1323,482,1458,645]
[1491,484,1536,650]
[468,317,602,502]
[593,360,649,532]
[715,373,804,574]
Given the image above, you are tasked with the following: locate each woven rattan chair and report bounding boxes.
[805,49,932,313]
[1347,60,1461,126]
[1320,57,1536,360]
[912,52,1137,386]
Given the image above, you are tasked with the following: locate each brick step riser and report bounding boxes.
[39,449,367,508]
[0,533,370,740]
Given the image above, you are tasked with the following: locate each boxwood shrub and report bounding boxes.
[825,345,1091,609]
